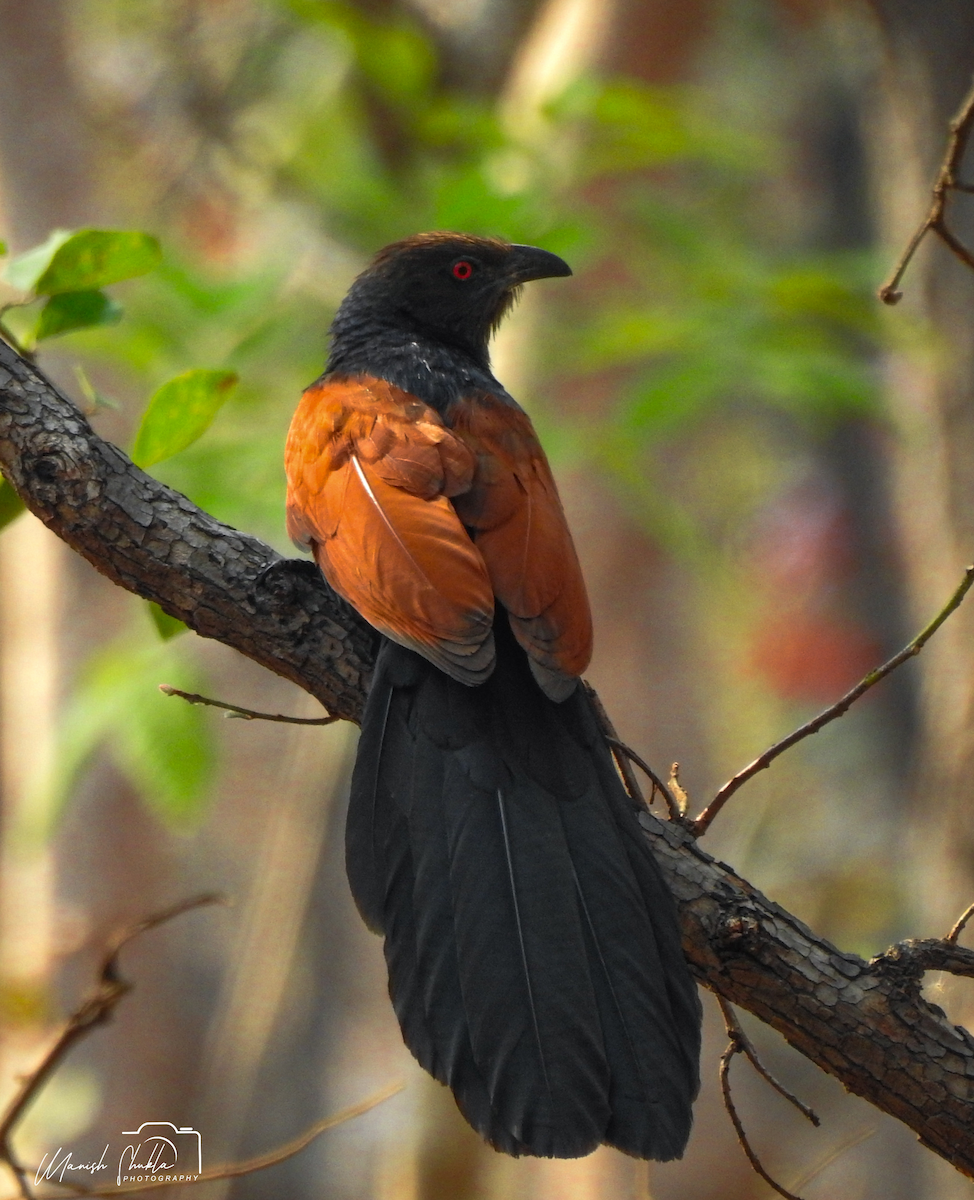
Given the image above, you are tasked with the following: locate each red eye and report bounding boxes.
[452,260,474,280]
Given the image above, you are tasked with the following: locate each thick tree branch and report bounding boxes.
[652,815,974,1176]
[0,339,377,723]
[3,342,974,1177]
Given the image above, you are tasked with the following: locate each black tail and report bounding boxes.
[346,618,701,1159]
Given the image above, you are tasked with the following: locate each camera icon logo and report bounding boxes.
[117,1123,202,1185]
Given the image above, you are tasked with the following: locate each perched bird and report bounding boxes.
[284,232,701,1160]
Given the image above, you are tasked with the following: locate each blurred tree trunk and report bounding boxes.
[0,1,216,1182]
[0,0,94,248]
[864,4,974,1195]
[0,0,91,1171]
[866,1,974,980]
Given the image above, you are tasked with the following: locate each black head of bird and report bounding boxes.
[332,232,572,363]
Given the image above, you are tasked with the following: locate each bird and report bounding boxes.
[284,232,701,1160]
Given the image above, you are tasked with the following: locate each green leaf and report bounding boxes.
[34,290,123,341]
[147,601,188,640]
[0,239,7,256]
[0,477,25,530]
[2,229,162,295]
[34,230,161,295]
[38,636,214,835]
[131,369,239,468]
[2,229,73,291]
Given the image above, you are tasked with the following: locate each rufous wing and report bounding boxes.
[285,375,495,684]
[451,394,593,698]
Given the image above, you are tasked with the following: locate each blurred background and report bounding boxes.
[0,0,973,1197]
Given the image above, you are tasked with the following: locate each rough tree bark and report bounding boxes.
[2,339,974,1179]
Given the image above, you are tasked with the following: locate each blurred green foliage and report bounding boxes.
[0,0,882,829]
[39,633,214,835]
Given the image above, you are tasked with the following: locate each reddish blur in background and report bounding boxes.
[2,1,974,1198]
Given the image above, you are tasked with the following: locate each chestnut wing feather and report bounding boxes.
[285,376,495,684]
[451,394,593,693]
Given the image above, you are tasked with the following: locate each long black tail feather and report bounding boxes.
[346,619,702,1159]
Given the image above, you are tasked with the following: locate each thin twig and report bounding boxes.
[716,996,819,1127]
[692,563,974,838]
[667,762,690,819]
[717,996,814,1200]
[582,683,648,808]
[606,737,682,820]
[159,685,337,726]
[0,896,223,1200]
[879,75,974,303]
[609,743,646,807]
[946,902,974,945]
[582,683,682,818]
[719,1046,806,1200]
[15,1081,404,1199]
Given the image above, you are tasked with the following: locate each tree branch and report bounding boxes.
[0,896,224,1200]
[3,342,974,1177]
[691,563,974,837]
[716,995,813,1200]
[656,811,974,1177]
[0,339,377,723]
[158,684,337,726]
[0,893,400,1200]
[879,74,974,304]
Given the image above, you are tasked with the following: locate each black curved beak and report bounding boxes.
[508,244,573,283]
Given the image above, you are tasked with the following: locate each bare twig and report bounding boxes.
[874,936,974,982]
[879,75,974,303]
[719,1048,806,1200]
[717,996,816,1200]
[608,739,683,819]
[584,681,681,818]
[667,762,690,818]
[609,743,646,807]
[0,896,223,1200]
[159,685,337,726]
[14,1081,404,1199]
[583,684,648,808]
[691,564,974,837]
[716,996,820,1127]
[947,902,974,945]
